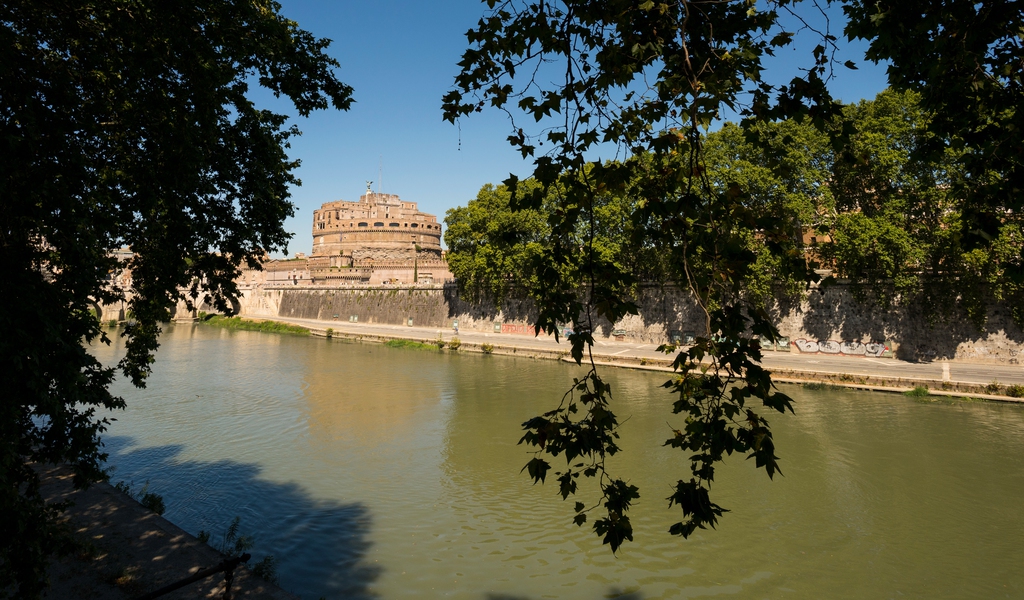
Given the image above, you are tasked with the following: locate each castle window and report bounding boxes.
[374,222,384,227]
[389,222,399,227]
[411,223,417,228]
[358,222,368,227]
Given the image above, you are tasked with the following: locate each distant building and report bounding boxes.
[311,183,443,265]
[242,184,452,287]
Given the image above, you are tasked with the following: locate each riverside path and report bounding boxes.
[257,315,1024,390]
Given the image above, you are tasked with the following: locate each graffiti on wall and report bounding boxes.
[501,323,532,335]
[793,339,892,358]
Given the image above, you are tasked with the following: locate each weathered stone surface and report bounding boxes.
[274,287,450,326]
[351,247,417,263]
[311,190,442,260]
[238,282,1024,363]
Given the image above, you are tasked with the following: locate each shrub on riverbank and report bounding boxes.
[198,516,279,584]
[113,480,165,515]
[384,338,437,350]
[200,315,309,335]
[904,386,930,397]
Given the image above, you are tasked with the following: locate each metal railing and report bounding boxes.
[134,553,250,600]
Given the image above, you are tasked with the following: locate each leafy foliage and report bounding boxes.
[845,0,1024,217]
[442,0,839,548]
[444,182,551,306]
[0,0,350,595]
[445,0,1022,552]
[843,2,1024,322]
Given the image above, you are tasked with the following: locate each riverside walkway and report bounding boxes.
[260,316,1024,397]
[40,464,296,599]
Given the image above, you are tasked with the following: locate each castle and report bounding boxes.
[311,182,442,263]
[240,184,452,287]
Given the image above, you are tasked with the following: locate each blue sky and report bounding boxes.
[262,1,891,256]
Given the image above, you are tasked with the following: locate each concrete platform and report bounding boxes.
[40,465,297,600]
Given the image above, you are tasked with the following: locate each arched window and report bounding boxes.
[358,222,368,227]
[411,223,418,228]
[374,222,384,227]
[389,222,399,227]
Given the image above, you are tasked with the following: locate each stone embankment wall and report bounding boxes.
[275,286,450,326]
[777,284,1024,363]
[238,283,1024,364]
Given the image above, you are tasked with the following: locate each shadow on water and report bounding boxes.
[101,435,380,600]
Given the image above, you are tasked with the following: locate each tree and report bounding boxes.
[444,175,661,308]
[843,1,1024,321]
[444,0,1022,551]
[444,182,551,307]
[820,89,954,306]
[702,119,834,306]
[844,0,1023,219]
[0,1,351,595]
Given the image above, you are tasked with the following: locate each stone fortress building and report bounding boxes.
[240,183,452,287]
[310,182,442,265]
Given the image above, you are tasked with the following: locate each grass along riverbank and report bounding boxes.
[384,338,442,350]
[199,315,310,335]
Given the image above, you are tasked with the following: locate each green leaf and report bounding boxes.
[522,457,551,484]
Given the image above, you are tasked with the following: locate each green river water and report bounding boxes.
[92,324,1024,599]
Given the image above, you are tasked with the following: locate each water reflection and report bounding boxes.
[300,340,451,449]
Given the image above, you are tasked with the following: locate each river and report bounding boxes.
[91,324,1024,599]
